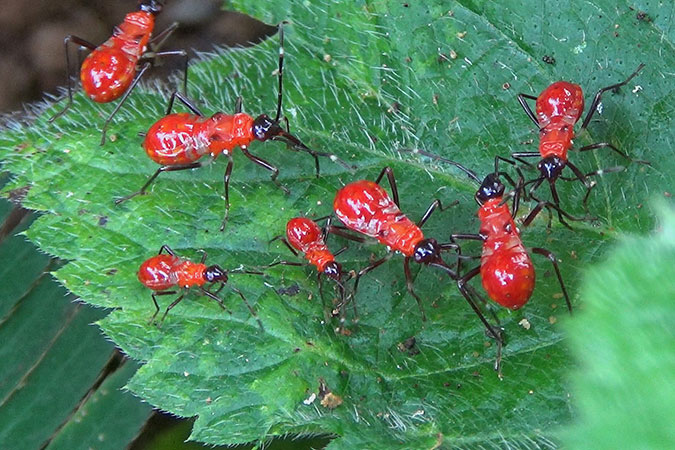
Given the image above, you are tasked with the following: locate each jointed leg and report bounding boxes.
[580,63,645,130]
[510,151,540,168]
[577,142,650,165]
[531,247,572,314]
[165,90,204,116]
[417,199,457,228]
[220,156,234,231]
[240,145,289,194]
[99,62,151,145]
[403,257,426,321]
[228,285,264,331]
[158,291,187,326]
[115,161,207,205]
[49,35,97,122]
[158,245,176,256]
[374,166,400,207]
[457,266,505,375]
[517,93,540,127]
[149,290,177,324]
[352,252,393,304]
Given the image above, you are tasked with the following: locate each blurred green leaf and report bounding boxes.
[562,204,675,448]
[0,0,672,448]
[45,358,151,450]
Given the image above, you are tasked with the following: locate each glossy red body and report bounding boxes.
[286,218,335,272]
[138,254,207,291]
[477,198,535,309]
[80,11,155,103]
[535,81,585,161]
[333,180,424,257]
[144,112,256,165]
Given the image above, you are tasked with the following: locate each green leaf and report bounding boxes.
[45,359,151,450]
[562,204,675,448]
[0,0,672,447]
[0,178,151,448]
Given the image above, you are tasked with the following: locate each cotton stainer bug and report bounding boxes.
[399,149,572,375]
[48,0,189,145]
[268,217,351,330]
[513,64,649,224]
[137,245,263,330]
[114,23,354,230]
[330,166,502,348]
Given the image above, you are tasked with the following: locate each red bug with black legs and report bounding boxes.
[138,245,263,330]
[268,217,351,330]
[48,0,189,145]
[400,149,572,375]
[513,64,649,225]
[115,23,354,230]
[330,167,503,349]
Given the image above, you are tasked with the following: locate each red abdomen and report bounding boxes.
[144,113,209,165]
[286,217,334,272]
[333,180,423,257]
[138,254,206,290]
[480,243,535,309]
[138,254,180,291]
[477,198,534,309]
[143,112,255,165]
[536,81,584,160]
[80,11,155,103]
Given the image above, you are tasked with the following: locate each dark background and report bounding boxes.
[0,0,274,113]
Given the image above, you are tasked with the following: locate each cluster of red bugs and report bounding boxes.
[47,2,648,375]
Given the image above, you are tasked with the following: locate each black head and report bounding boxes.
[413,238,442,264]
[475,173,506,205]
[204,265,228,283]
[323,261,343,281]
[538,155,566,180]
[252,114,283,142]
[138,0,164,15]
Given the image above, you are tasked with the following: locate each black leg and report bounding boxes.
[48,35,98,123]
[374,166,400,207]
[577,142,650,166]
[273,22,285,123]
[151,49,189,96]
[240,145,289,194]
[165,90,204,116]
[396,148,482,184]
[158,245,175,256]
[114,161,207,205]
[403,257,426,321]
[99,62,152,145]
[269,235,299,257]
[158,291,186,326]
[531,247,572,314]
[199,287,232,314]
[510,151,540,167]
[352,252,393,305]
[326,225,370,243]
[220,157,234,231]
[148,22,179,48]
[580,63,645,130]
[457,266,505,376]
[228,286,264,331]
[517,93,540,127]
[417,199,457,228]
[273,133,356,175]
[149,290,177,324]
[234,96,243,114]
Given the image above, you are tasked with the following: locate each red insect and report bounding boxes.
[115,24,354,230]
[138,245,263,329]
[331,167,486,327]
[514,64,649,224]
[269,217,351,328]
[400,149,572,374]
[49,0,189,144]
